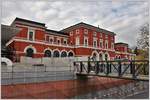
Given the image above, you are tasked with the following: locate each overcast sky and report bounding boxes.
[1,0,149,48]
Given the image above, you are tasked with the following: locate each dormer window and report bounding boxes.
[76,29,79,34]
[84,29,88,34]
[28,29,35,41]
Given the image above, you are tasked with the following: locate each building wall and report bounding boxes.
[6,20,135,62]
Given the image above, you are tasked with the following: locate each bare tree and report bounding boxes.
[137,23,149,49]
[137,23,149,59]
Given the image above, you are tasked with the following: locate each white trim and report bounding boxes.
[15,24,44,31]
[99,51,104,60]
[44,48,53,53]
[16,51,44,54]
[27,29,35,41]
[105,40,108,49]
[91,50,99,60]
[57,38,61,45]
[75,36,80,46]
[76,29,79,34]
[10,38,74,48]
[24,45,37,53]
[84,29,88,34]
[104,52,110,60]
[68,50,75,56]
[60,50,68,57]
[84,36,88,46]
[53,49,61,57]
[93,38,97,48]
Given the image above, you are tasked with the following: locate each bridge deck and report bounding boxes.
[76,72,149,81]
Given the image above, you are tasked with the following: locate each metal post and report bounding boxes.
[96,61,99,74]
[118,61,122,77]
[11,65,14,84]
[45,65,46,72]
[132,61,136,79]
[130,61,133,74]
[88,61,91,73]
[106,61,109,75]
[109,63,112,73]
[80,62,83,73]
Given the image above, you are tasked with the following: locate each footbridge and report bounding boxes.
[74,60,149,81]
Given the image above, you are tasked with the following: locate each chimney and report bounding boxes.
[98,25,99,28]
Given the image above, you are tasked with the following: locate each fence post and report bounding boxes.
[132,61,136,79]
[80,62,83,73]
[11,65,14,84]
[118,61,122,77]
[106,61,109,75]
[96,61,99,74]
[88,61,91,73]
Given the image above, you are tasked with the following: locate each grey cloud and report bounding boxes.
[1,0,149,47]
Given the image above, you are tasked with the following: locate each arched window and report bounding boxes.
[105,54,108,61]
[99,53,103,61]
[44,50,51,57]
[68,52,74,57]
[61,51,67,57]
[93,53,97,61]
[53,50,60,57]
[26,48,34,57]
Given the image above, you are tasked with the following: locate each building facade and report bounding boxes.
[4,18,135,62]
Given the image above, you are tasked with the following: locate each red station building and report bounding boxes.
[4,17,135,62]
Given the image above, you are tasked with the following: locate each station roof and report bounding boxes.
[46,29,69,37]
[1,24,20,48]
[115,42,129,46]
[61,22,116,36]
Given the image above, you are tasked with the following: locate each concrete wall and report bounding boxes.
[20,56,89,67]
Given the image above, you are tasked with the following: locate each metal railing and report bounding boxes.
[73,60,149,81]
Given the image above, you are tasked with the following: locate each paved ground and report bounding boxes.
[125,90,149,99]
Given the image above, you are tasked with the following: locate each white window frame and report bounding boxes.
[105,40,108,49]
[99,39,103,48]
[93,31,97,37]
[70,31,73,36]
[45,35,49,42]
[49,37,54,44]
[100,33,102,37]
[111,43,114,50]
[105,35,108,39]
[75,37,80,46]
[84,37,88,46]
[93,38,97,47]
[84,29,88,34]
[76,29,79,34]
[28,29,35,41]
[57,38,61,45]
[63,38,67,45]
